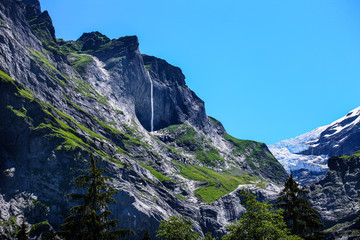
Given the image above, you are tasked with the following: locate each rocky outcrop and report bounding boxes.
[0,0,287,238]
[306,153,360,229]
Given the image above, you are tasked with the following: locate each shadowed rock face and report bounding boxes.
[139,55,207,131]
[306,154,360,228]
[0,0,287,238]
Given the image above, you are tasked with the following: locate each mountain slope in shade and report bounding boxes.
[269,106,360,184]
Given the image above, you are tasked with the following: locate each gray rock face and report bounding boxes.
[140,54,208,132]
[0,0,287,238]
[306,154,360,228]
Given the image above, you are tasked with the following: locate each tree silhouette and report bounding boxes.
[141,229,152,240]
[276,173,324,240]
[59,153,134,240]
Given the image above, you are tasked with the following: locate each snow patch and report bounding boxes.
[269,145,328,173]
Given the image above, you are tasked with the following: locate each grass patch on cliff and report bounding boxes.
[1,70,124,166]
[138,163,173,182]
[223,132,282,170]
[0,18,6,25]
[194,146,224,166]
[0,70,15,83]
[175,126,201,147]
[17,89,35,101]
[162,124,224,166]
[36,110,124,166]
[64,97,144,153]
[223,132,253,154]
[162,124,201,147]
[70,53,93,76]
[0,70,35,102]
[71,77,107,105]
[174,162,256,202]
[7,106,33,126]
[208,116,221,126]
[29,49,60,74]
[29,49,67,86]
[176,194,187,200]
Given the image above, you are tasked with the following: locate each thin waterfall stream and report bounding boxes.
[147,70,154,132]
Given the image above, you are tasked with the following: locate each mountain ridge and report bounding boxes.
[0,0,287,238]
[269,106,360,184]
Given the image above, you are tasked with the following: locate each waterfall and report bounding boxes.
[146,70,154,132]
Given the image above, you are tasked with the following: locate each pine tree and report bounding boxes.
[59,153,134,240]
[17,219,29,240]
[276,173,324,240]
[141,229,152,240]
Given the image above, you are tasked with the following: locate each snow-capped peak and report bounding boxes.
[269,106,360,184]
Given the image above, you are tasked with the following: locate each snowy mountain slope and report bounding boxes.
[269,106,360,184]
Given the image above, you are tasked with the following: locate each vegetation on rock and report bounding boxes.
[174,162,257,202]
[156,216,201,240]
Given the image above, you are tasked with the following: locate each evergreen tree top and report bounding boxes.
[59,153,134,240]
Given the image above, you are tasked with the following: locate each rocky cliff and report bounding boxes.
[0,0,287,238]
[306,152,360,239]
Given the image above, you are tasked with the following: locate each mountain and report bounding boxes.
[269,106,360,184]
[0,0,287,238]
[305,152,360,239]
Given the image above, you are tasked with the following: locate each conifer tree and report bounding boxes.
[59,153,134,240]
[276,173,324,240]
[141,229,152,240]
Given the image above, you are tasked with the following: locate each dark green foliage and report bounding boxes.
[276,173,324,240]
[156,216,200,240]
[222,190,302,240]
[141,229,152,240]
[204,232,217,240]
[77,31,111,51]
[59,154,134,240]
[41,230,57,240]
[17,220,29,240]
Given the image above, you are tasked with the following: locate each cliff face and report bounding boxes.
[0,0,287,238]
[306,153,360,229]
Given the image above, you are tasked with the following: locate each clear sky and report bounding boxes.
[40,0,360,144]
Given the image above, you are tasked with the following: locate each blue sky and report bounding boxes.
[40,0,360,144]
